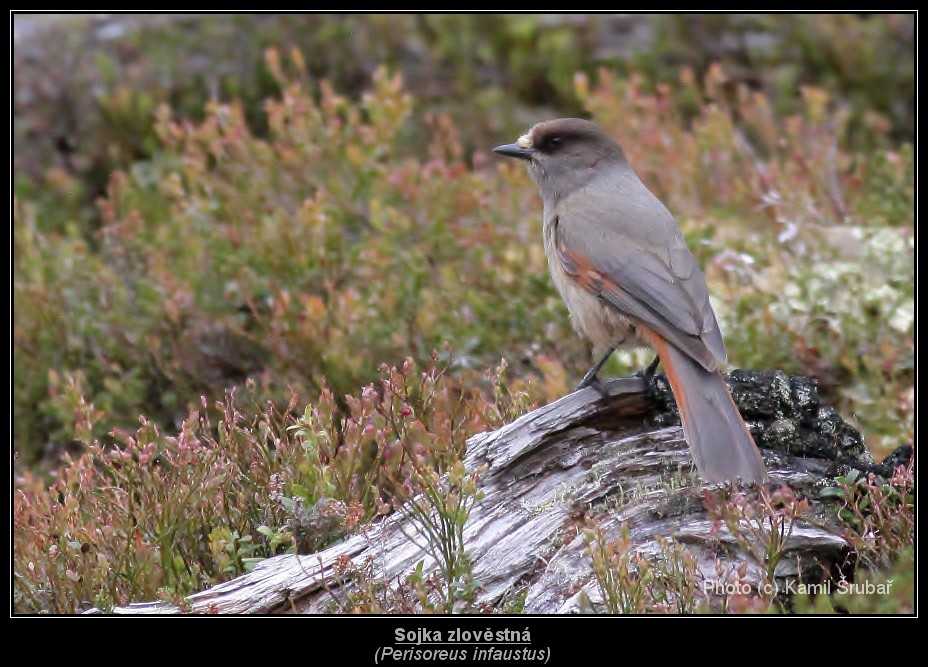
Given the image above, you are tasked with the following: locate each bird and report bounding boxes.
[493,118,767,485]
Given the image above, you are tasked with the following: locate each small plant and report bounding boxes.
[584,522,715,614]
[322,452,489,616]
[397,459,486,613]
[703,486,810,608]
[585,522,653,614]
[819,460,915,570]
[324,555,420,614]
[648,536,705,614]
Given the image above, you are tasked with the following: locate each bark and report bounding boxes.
[111,369,895,615]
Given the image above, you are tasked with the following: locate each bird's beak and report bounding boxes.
[492,143,534,161]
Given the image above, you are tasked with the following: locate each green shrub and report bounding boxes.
[12,356,538,613]
[14,56,574,466]
[14,14,913,240]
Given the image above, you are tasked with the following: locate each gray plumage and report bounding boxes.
[494,118,767,484]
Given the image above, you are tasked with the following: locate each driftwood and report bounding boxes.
[112,369,895,614]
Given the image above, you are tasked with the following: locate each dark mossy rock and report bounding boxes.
[647,368,868,462]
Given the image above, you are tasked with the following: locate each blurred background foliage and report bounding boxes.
[14,14,914,235]
[13,13,914,613]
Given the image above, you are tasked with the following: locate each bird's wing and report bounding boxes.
[552,208,727,372]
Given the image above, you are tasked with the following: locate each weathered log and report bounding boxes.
[111,369,894,614]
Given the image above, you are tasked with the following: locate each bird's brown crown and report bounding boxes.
[519,118,624,159]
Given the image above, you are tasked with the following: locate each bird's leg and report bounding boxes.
[638,355,661,386]
[576,347,615,391]
[577,351,660,394]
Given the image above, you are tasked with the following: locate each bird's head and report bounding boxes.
[493,118,628,194]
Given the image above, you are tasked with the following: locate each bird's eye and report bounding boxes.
[546,136,563,150]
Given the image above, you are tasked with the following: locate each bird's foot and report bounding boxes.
[576,347,615,393]
[635,355,661,387]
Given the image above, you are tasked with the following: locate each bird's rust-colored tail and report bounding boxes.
[650,335,767,485]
